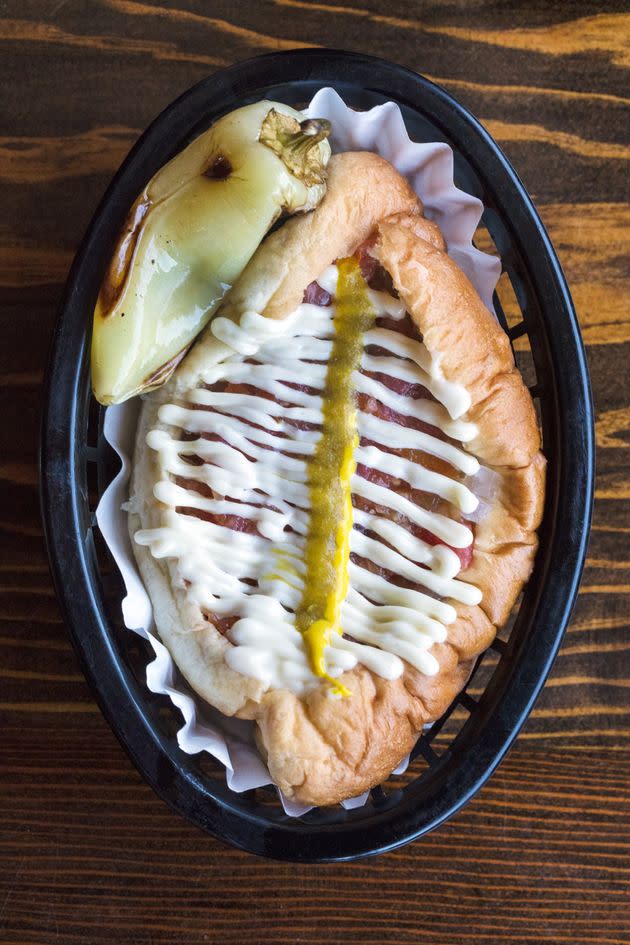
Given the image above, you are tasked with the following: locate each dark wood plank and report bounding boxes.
[1,710,629,945]
[1,1,629,943]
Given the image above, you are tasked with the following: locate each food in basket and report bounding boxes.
[122,129,545,807]
[91,102,331,405]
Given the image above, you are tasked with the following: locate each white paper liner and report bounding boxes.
[95,87,501,817]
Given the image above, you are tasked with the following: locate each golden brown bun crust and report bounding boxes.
[221,151,422,322]
[132,153,545,807]
[375,219,541,467]
[257,655,473,808]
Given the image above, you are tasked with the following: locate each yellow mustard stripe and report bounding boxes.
[295,257,376,691]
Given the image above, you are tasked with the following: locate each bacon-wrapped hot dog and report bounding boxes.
[129,150,544,806]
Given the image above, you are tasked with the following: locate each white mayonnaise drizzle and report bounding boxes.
[134,264,483,693]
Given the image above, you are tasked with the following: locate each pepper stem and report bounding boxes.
[259,109,331,186]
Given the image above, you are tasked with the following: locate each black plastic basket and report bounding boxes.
[40,50,594,861]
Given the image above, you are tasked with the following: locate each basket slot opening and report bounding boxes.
[118,629,161,693]
[87,394,101,450]
[415,737,439,765]
[492,287,510,336]
[238,789,259,808]
[420,672,477,754]
[370,785,388,805]
[475,214,541,398]
[508,321,528,341]
[378,751,429,796]
[492,267,540,395]
[472,217,499,260]
[458,691,478,713]
[463,649,502,696]
[243,784,290,815]
[494,270,526,336]
[85,447,100,514]
[197,751,236,783]
[477,207,513,262]
[497,597,521,642]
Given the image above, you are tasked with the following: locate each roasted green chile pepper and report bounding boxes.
[91,102,331,405]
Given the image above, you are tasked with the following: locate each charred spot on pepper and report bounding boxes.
[204,154,233,180]
[140,344,191,393]
[98,197,150,316]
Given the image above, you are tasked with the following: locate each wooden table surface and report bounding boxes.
[1,2,629,943]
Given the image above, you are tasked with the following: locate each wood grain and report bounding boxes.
[1,1,629,943]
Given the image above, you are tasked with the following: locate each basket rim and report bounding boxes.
[39,48,594,862]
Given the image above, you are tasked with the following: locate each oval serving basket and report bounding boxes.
[40,49,594,861]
